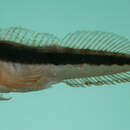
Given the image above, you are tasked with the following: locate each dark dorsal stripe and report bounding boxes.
[0,40,130,65]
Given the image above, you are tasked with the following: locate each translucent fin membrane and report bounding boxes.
[60,31,130,54]
[62,72,130,87]
[0,27,130,55]
[0,27,60,47]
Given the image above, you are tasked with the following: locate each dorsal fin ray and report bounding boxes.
[0,27,130,55]
[60,31,130,54]
[0,27,130,54]
[0,27,60,47]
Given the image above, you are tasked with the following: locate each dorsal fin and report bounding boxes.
[60,31,130,54]
[0,27,60,47]
[0,27,130,55]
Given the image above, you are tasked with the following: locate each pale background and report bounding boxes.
[0,0,130,130]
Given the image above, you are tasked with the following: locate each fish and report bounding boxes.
[0,27,129,100]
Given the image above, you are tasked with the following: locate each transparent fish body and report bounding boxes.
[0,27,130,100]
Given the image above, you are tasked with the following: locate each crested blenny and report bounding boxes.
[0,27,129,100]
